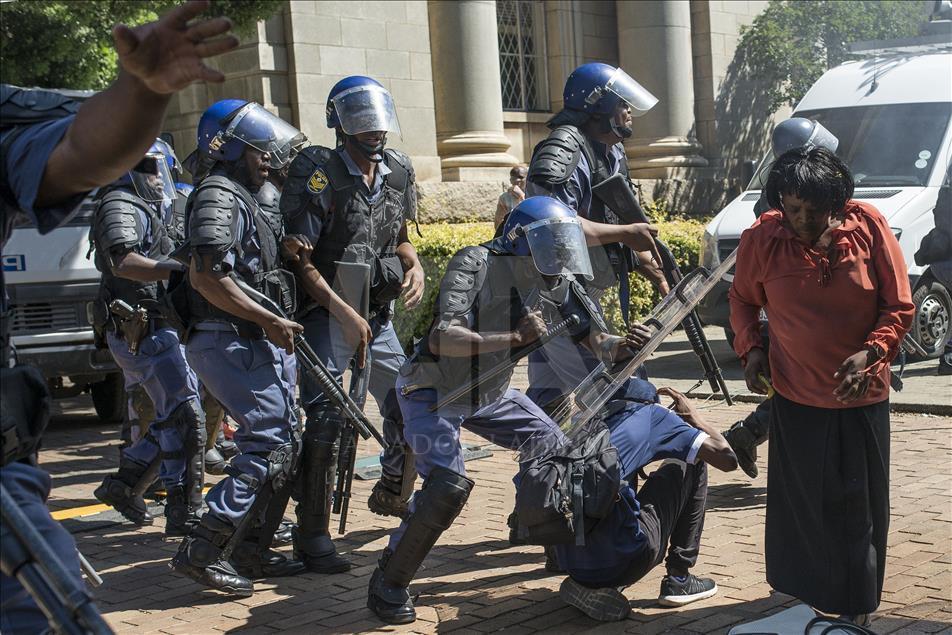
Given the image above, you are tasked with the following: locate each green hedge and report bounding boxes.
[391,219,705,345]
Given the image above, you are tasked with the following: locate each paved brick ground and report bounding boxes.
[39,392,951,634]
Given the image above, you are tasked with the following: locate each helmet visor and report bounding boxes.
[524,217,593,280]
[605,68,658,116]
[129,154,176,203]
[331,85,401,136]
[226,103,307,169]
[806,121,839,153]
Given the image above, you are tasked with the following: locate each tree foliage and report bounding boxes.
[1,0,281,90]
[739,0,926,113]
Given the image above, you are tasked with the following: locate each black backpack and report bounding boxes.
[513,418,621,546]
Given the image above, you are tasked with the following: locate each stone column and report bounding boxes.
[428,0,519,181]
[616,0,707,177]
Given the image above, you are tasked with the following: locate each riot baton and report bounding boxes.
[430,314,581,412]
[0,483,113,635]
[230,278,384,448]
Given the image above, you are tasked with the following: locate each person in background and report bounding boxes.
[729,147,913,626]
[494,164,527,228]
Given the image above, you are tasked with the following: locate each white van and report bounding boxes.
[697,47,952,358]
[3,195,124,420]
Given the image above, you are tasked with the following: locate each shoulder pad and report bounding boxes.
[384,149,415,190]
[527,125,586,188]
[281,145,336,218]
[188,176,243,254]
[93,189,147,253]
[436,246,490,325]
[254,181,284,237]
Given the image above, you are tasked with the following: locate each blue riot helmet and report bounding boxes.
[563,63,658,138]
[499,196,594,280]
[326,76,400,162]
[122,138,177,204]
[771,117,838,156]
[195,99,306,170]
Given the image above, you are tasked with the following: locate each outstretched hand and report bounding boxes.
[113,0,239,95]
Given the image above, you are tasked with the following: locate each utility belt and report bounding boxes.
[186,268,297,341]
[398,355,507,411]
[192,319,267,341]
[299,300,393,326]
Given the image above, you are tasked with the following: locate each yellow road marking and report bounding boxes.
[51,486,213,521]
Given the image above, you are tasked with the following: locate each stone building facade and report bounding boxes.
[164,0,775,217]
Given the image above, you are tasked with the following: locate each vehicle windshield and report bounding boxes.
[748,102,951,189]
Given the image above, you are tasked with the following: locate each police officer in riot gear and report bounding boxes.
[523,62,665,419]
[169,99,312,595]
[90,139,207,536]
[281,75,425,571]
[368,197,651,624]
[1,2,239,631]
[723,117,840,478]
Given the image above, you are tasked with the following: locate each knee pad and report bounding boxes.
[414,467,474,531]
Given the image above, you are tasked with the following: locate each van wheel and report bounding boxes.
[911,275,951,360]
[91,373,126,422]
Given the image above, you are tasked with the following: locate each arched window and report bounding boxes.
[497,0,549,112]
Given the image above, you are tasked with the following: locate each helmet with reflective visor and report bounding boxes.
[121,138,177,203]
[325,76,401,136]
[772,117,839,156]
[499,197,593,280]
[196,99,306,169]
[563,63,658,118]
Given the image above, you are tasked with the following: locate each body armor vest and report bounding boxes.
[186,177,296,335]
[411,246,543,408]
[310,150,408,309]
[529,124,635,290]
[92,187,174,312]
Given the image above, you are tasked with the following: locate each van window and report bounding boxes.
[747,103,951,190]
[800,103,950,187]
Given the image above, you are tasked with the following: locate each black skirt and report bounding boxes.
[765,394,890,615]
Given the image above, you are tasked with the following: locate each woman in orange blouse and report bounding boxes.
[729,147,914,624]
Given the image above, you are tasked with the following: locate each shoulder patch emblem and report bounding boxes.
[307,169,329,194]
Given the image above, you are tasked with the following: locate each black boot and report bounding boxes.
[367,467,474,624]
[271,520,295,547]
[170,515,253,597]
[294,413,351,573]
[723,421,760,479]
[204,446,227,475]
[94,460,158,525]
[217,427,239,459]
[231,539,306,580]
[367,549,416,624]
[164,485,200,537]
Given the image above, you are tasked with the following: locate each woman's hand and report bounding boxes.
[744,348,771,395]
[833,349,874,403]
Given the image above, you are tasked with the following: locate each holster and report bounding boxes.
[117,315,150,355]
